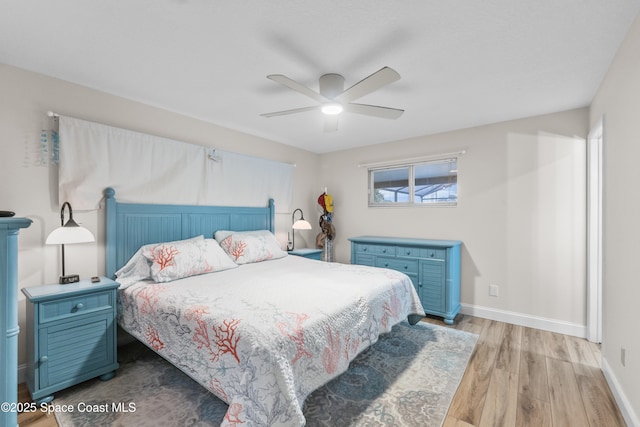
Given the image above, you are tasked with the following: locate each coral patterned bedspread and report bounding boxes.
[117,255,425,427]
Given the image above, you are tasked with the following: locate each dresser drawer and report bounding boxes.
[39,291,114,323]
[376,257,419,275]
[355,243,396,256]
[354,253,375,266]
[418,248,447,260]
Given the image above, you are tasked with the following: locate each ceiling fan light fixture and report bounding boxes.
[321,102,343,115]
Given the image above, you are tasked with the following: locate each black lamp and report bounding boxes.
[45,202,95,284]
[288,208,312,251]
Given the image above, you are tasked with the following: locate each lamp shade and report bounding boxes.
[46,218,95,245]
[292,219,312,230]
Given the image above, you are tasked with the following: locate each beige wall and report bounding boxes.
[2,63,594,395]
[590,13,640,425]
[0,63,320,368]
[320,109,588,331]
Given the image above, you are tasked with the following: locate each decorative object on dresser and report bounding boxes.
[288,248,323,260]
[46,202,95,284]
[0,217,32,427]
[287,208,312,250]
[350,236,462,324]
[21,277,119,404]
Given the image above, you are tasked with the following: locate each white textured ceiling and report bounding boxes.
[2,1,639,153]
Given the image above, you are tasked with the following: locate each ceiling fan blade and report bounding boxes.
[324,116,339,132]
[260,106,319,118]
[335,66,401,103]
[344,103,404,119]
[267,74,328,103]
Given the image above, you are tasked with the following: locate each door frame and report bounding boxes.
[587,117,603,343]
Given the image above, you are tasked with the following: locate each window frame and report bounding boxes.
[367,157,458,207]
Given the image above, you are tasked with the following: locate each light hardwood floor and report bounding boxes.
[17,314,626,427]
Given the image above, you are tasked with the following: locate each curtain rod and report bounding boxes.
[357,149,466,168]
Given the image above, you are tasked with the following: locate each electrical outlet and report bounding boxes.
[621,348,626,367]
[489,284,499,297]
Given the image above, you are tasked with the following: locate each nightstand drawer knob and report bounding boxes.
[39,356,48,363]
[75,303,84,310]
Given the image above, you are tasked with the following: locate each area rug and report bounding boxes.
[54,321,477,427]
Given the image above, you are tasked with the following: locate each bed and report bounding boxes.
[104,187,426,426]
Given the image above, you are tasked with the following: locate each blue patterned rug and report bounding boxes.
[54,321,477,427]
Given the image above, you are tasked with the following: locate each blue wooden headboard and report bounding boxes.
[104,187,275,279]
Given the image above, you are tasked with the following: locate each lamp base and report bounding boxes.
[59,274,80,284]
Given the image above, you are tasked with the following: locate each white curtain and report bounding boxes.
[58,116,293,212]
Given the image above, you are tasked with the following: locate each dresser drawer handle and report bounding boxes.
[430,252,435,257]
[75,303,84,310]
[384,263,389,267]
[363,247,367,252]
[40,356,48,363]
[382,249,387,253]
[404,265,408,270]
[406,251,411,255]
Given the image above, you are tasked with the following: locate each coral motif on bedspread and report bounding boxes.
[117,256,426,427]
[277,312,312,365]
[185,305,242,363]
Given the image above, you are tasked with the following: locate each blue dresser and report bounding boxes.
[1,217,31,427]
[350,236,462,324]
[22,277,119,403]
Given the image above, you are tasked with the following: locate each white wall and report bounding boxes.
[590,13,640,426]
[319,109,588,332]
[0,63,320,368]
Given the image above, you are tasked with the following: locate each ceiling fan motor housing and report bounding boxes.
[319,73,345,99]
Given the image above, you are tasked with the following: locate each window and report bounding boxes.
[368,158,457,206]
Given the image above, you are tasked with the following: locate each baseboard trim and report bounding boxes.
[460,303,587,338]
[18,363,26,385]
[602,356,640,427]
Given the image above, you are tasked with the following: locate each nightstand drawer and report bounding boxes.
[375,257,419,274]
[39,291,113,323]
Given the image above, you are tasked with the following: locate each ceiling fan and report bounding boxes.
[261,66,404,132]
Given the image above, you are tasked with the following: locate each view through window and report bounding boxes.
[369,158,457,206]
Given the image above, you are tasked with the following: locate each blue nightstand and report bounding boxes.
[22,277,119,403]
[289,248,323,260]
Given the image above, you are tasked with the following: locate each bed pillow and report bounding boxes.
[115,247,152,287]
[141,235,236,283]
[215,229,287,264]
[202,238,239,271]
